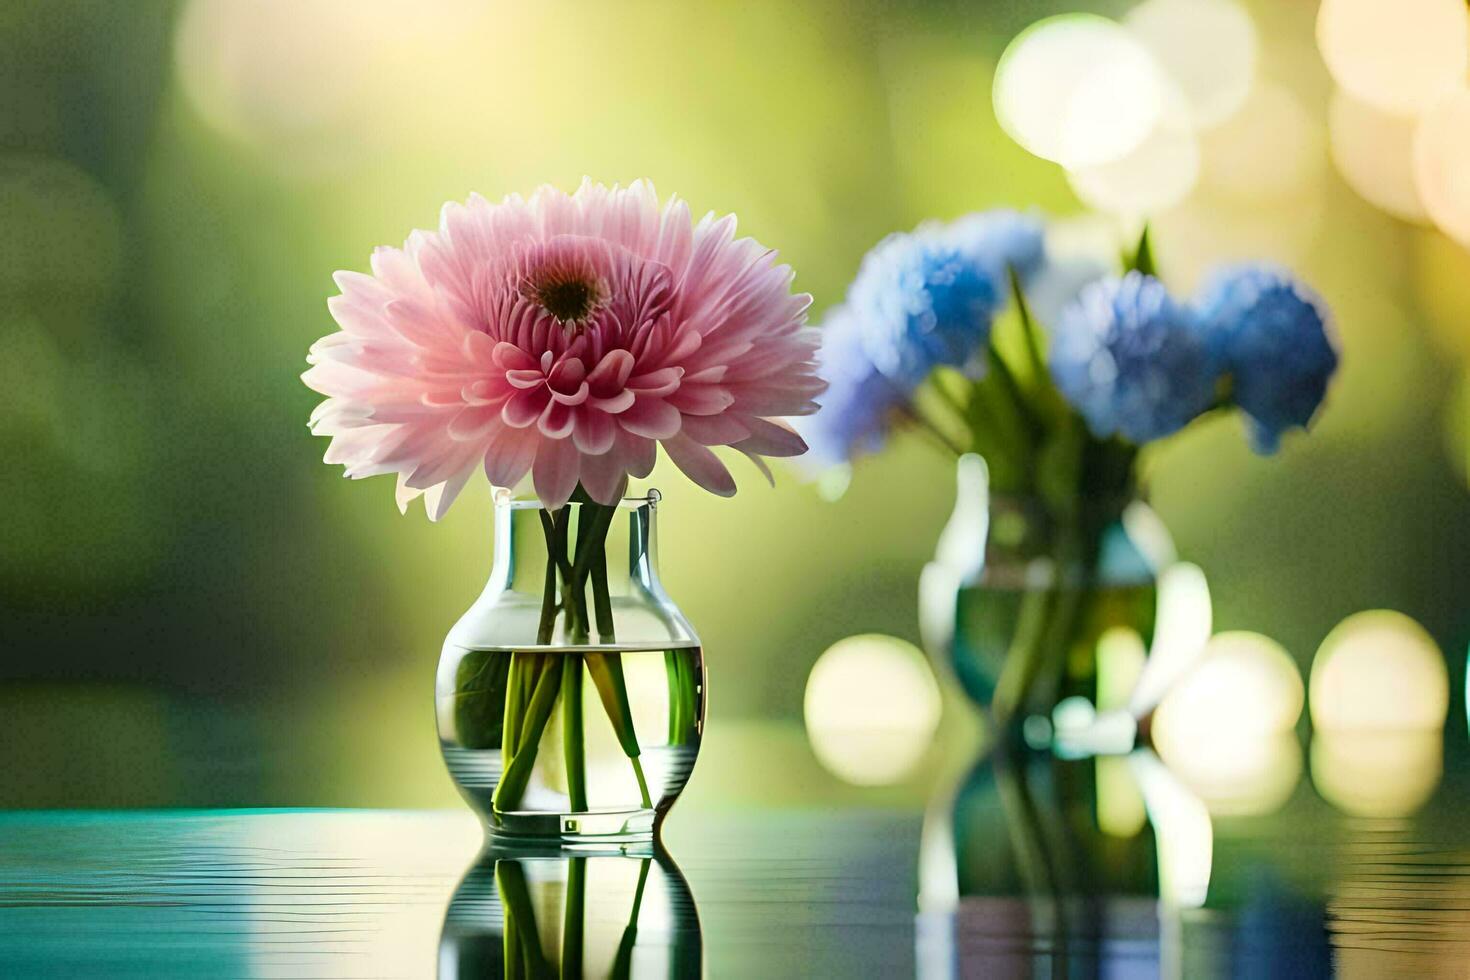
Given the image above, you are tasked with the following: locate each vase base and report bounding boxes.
[483,806,659,847]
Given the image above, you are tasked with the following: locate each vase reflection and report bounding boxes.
[439,845,701,979]
[917,748,1339,978]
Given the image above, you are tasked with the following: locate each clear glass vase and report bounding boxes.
[437,489,704,844]
[439,846,703,979]
[920,456,1167,734]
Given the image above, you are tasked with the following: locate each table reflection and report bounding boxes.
[915,734,1470,979]
[439,846,701,979]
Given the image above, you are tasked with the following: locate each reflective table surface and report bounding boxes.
[3,731,1469,978]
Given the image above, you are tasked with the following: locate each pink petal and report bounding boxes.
[506,369,545,390]
[735,446,776,487]
[548,357,588,389]
[483,426,538,488]
[662,433,736,497]
[425,464,476,522]
[405,441,479,489]
[538,400,575,440]
[578,450,629,504]
[733,417,808,457]
[447,405,500,442]
[549,381,590,406]
[618,397,682,439]
[587,349,635,394]
[463,379,509,406]
[532,436,580,508]
[667,384,734,416]
[590,390,635,414]
[493,342,538,372]
[502,388,548,428]
[572,407,617,455]
[626,366,683,398]
[615,429,657,478]
[679,414,750,446]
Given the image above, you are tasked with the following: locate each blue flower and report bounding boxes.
[798,308,908,466]
[847,229,1002,388]
[1193,263,1338,453]
[1050,272,1218,444]
[943,209,1047,282]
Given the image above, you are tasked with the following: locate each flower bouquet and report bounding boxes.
[803,213,1338,730]
[304,181,823,839]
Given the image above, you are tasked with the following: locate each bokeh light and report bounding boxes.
[1316,0,1470,116]
[1328,90,1429,223]
[1153,631,1304,740]
[1151,633,1304,817]
[1197,82,1322,202]
[1159,731,1302,818]
[174,0,476,175]
[1066,97,1200,217]
[993,14,1165,170]
[803,634,941,786]
[1312,730,1443,818]
[1310,610,1449,731]
[1414,91,1470,248]
[1123,0,1257,129]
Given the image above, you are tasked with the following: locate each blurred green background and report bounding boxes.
[2,0,1467,810]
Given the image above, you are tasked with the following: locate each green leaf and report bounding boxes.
[1127,225,1156,277]
[493,654,565,812]
[585,652,641,760]
[450,650,512,750]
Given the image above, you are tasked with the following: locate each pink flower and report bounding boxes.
[304,180,824,517]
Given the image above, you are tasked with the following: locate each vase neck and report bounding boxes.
[488,491,663,601]
[449,489,697,651]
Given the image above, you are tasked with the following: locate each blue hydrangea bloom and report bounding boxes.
[943,209,1047,282]
[1193,263,1338,453]
[1050,272,1218,444]
[847,230,1002,388]
[798,307,907,466]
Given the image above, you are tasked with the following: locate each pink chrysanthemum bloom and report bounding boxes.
[304,180,824,518]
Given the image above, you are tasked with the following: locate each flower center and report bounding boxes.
[534,275,601,324]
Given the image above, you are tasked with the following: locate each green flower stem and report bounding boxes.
[666,651,692,745]
[987,338,1042,445]
[897,401,969,459]
[536,511,561,643]
[501,653,532,763]
[609,858,653,980]
[1009,265,1049,386]
[586,651,653,809]
[502,902,521,980]
[498,861,549,978]
[990,581,1056,728]
[582,500,654,810]
[589,533,615,643]
[562,856,586,979]
[494,654,565,812]
[495,489,654,816]
[562,655,587,812]
[966,375,1032,480]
